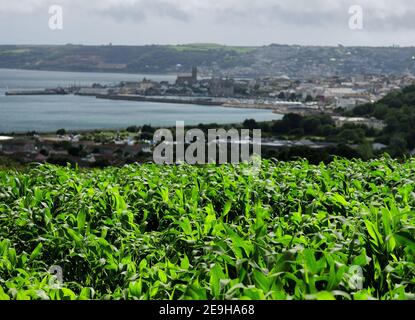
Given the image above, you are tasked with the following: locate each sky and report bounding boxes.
[0,0,415,46]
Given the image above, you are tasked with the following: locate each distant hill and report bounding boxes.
[1,44,415,77]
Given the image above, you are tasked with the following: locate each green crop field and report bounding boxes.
[1,158,415,300]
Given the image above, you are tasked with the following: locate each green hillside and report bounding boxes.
[1,158,415,300]
[1,44,415,76]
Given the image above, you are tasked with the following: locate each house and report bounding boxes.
[0,139,36,154]
[332,116,386,130]
[209,78,235,97]
[136,79,161,95]
[0,136,14,152]
[335,97,371,111]
[176,67,198,86]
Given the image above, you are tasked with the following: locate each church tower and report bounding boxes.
[192,67,198,81]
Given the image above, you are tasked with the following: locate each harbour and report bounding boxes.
[0,69,282,133]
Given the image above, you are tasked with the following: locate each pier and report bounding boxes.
[5,88,69,96]
[95,94,225,106]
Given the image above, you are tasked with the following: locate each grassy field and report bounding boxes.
[1,158,415,300]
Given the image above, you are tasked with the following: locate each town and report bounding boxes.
[7,66,415,115]
[76,67,415,115]
[2,67,415,167]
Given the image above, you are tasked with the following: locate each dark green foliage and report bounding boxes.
[1,158,415,300]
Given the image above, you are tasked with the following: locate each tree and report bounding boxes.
[388,98,403,109]
[303,118,321,135]
[56,129,66,136]
[243,119,258,130]
[320,124,337,136]
[288,93,297,101]
[283,114,303,128]
[388,134,408,157]
[127,126,139,133]
[372,104,389,120]
[356,141,374,160]
[337,129,362,144]
[352,103,374,117]
[142,124,156,134]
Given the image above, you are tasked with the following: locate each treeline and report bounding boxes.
[241,116,378,163]
[242,115,376,142]
[347,84,415,157]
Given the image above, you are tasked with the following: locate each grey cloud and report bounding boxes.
[243,3,348,27]
[364,8,415,31]
[209,1,415,31]
[95,0,190,23]
[1,0,415,45]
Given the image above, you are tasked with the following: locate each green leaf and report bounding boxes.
[30,243,43,261]
[181,255,190,270]
[209,264,225,298]
[67,229,82,244]
[79,288,95,300]
[139,259,148,271]
[253,270,272,292]
[394,232,415,252]
[77,208,87,232]
[61,288,77,300]
[316,291,336,300]
[0,286,10,300]
[8,248,17,266]
[352,249,370,266]
[242,288,266,300]
[364,220,383,248]
[158,269,168,283]
[222,201,232,218]
[129,280,142,297]
[0,240,9,256]
[307,291,336,300]
[332,194,348,207]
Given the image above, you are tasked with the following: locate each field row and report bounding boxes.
[1,158,415,299]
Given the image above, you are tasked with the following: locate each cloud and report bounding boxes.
[1,0,415,29]
[0,0,415,45]
[94,0,190,23]
[194,0,415,30]
[0,0,49,13]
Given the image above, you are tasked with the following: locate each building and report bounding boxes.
[209,78,235,97]
[335,97,371,111]
[176,67,198,86]
[0,138,36,154]
[0,136,14,152]
[332,116,386,130]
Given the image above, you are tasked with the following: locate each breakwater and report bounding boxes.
[96,94,224,106]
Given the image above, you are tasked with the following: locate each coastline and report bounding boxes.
[96,94,225,106]
[0,67,178,78]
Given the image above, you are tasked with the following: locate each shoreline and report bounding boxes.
[0,67,178,77]
[223,103,328,116]
[0,118,282,136]
[96,94,225,106]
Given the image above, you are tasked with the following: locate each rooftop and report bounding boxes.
[0,136,14,141]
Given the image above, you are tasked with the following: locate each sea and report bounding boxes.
[0,69,282,133]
